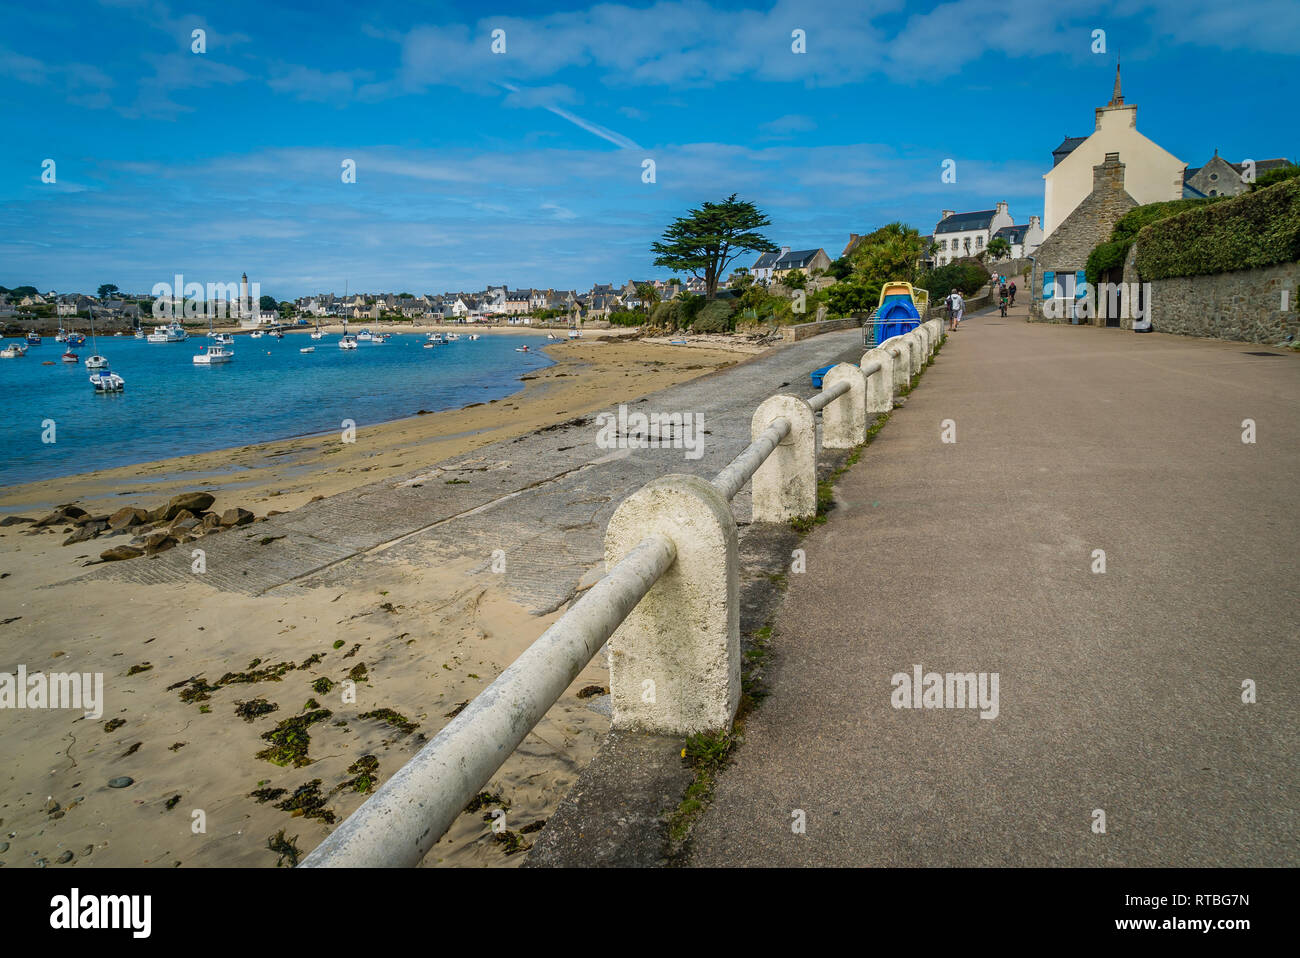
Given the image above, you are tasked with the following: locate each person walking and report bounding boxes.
[948,288,964,331]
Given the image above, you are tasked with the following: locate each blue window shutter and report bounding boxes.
[1075,270,1088,299]
[1042,271,1055,299]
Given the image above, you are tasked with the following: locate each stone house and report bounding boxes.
[1183,153,1292,199]
[1029,153,1137,324]
[1042,65,1185,239]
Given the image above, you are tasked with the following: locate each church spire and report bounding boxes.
[1109,56,1123,106]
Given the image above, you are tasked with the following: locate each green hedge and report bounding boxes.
[921,261,987,299]
[607,310,646,327]
[1135,179,1300,280]
[1085,197,1219,284]
[690,299,736,332]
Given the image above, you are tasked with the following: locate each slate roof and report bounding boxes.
[774,249,822,269]
[993,224,1029,244]
[1052,136,1088,167]
[934,210,996,234]
[752,250,780,270]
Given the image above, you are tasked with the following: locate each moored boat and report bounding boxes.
[146,321,188,343]
[89,369,125,392]
[338,334,358,349]
[1,343,27,358]
[67,332,86,347]
[193,344,233,365]
[84,354,108,369]
[61,349,79,363]
[25,331,41,346]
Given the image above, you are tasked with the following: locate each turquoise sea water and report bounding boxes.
[0,331,553,489]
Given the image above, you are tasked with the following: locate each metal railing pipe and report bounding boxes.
[710,416,791,502]
[806,378,850,412]
[301,532,677,868]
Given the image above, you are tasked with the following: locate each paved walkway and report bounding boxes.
[688,305,1299,866]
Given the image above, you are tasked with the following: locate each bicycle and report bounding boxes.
[999,295,1008,317]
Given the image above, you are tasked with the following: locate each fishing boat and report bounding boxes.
[208,332,235,345]
[193,344,233,364]
[1,343,27,358]
[250,329,264,339]
[25,331,41,346]
[356,329,374,342]
[426,332,446,345]
[67,331,86,347]
[133,326,145,339]
[55,328,67,343]
[146,321,188,343]
[444,333,459,341]
[89,369,125,392]
[83,305,111,371]
[61,349,79,363]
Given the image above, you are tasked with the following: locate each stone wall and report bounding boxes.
[1146,260,1299,344]
[781,316,860,342]
[1030,154,1138,322]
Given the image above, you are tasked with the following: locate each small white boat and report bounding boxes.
[356,329,374,342]
[250,330,264,339]
[85,354,109,369]
[310,325,325,339]
[193,344,233,364]
[445,333,459,341]
[338,335,358,349]
[568,328,581,339]
[61,350,79,363]
[426,333,447,345]
[209,332,234,345]
[515,345,530,352]
[1,343,27,358]
[133,327,145,339]
[89,369,125,392]
[469,334,481,340]
[55,328,67,343]
[547,333,557,340]
[300,346,315,353]
[147,322,187,343]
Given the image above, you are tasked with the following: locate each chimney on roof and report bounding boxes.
[941,210,954,219]
[1029,215,1040,229]
[780,246,790,255]
[996,201,1008,215]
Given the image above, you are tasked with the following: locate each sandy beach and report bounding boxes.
[0,336,747,868]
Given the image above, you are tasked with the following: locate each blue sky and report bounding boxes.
[2,0,1297,298]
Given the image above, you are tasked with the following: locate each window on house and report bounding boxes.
[1209,173,1218,181]
[976,236,983,248]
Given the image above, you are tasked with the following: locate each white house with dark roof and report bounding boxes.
[1041,64,1185,239]
[932,204,1015,265]
[991,217,1044,260]
[752,246,832,283]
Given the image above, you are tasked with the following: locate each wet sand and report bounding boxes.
[0,336,745,868]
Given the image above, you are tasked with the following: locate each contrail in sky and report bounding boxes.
[497,82,642,151]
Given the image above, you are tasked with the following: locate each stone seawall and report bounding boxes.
[1148,260,1299,344]
[781,316,861,342]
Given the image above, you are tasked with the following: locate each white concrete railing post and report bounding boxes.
[750,394,816,522]
[879,336,911,392]
[821,364,868,448]
[604,474,740,734]
[901,330,924,376]
[925,319,942,354]
[860,349,895,412]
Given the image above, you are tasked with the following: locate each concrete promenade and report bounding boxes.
[687,304,1299,867]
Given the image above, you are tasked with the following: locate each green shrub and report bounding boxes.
[921,261,987,299]
[823,281,880,317]
[1086,197,1220,284]
[1135,178,1300,280]
[1250,163,1299,192]
[607,310,645,327]
[690,299,736,332]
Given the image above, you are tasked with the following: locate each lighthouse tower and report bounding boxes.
[239,272,250,319]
